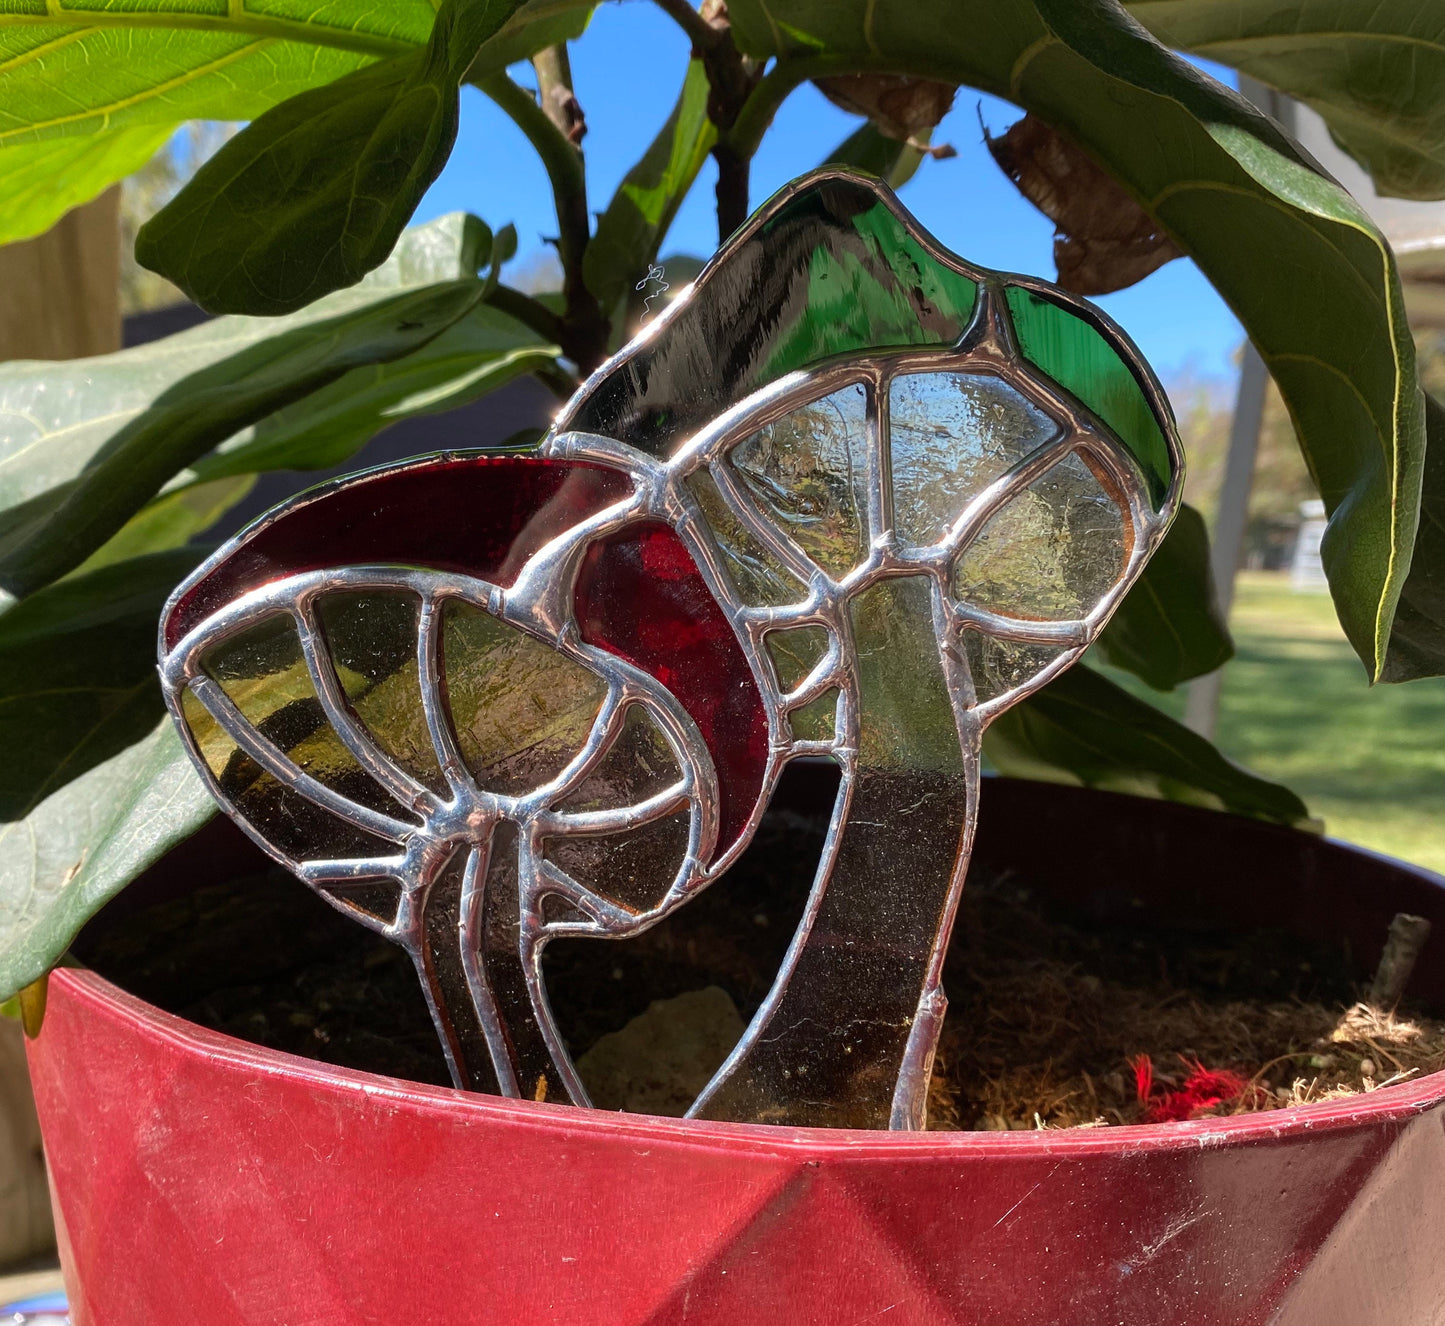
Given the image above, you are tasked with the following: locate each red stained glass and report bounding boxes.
[574,522,768,860]
[165,458,633,648]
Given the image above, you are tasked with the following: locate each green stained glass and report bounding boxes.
[760,200,979,382]
[1003,286,1172,508]
[561,178,979,460]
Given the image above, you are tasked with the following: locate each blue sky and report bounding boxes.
[418,2,1244,385]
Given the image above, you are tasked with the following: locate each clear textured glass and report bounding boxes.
[695,577,969,1129]
[730,382,871,579]
[685,470,804,608]
[951,451,1129,621]
[442,601,609,796]
[962,633,1066,705]
[889,371,1058,547]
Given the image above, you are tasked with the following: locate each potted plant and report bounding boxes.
[2,1,1443,1321]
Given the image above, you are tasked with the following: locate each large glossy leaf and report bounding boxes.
[187,308,557,482]
[1096,503,1233,689]
[0,281,482,597]
[822,121,926,189]
[0,549,204,820]
[79,477,257,571]
[1382,395,1445,680]
[723,0,1430,682]
[0,718,214,1003]
[0,3,427,245]
[1129,1,1445,201]
[984,663,1311,826]
[583,58,717,313]
[0,213,510,597]
[0,0,581,246]
[135,0,524,314]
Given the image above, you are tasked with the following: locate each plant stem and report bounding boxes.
[473,65,610,374]
[473,72,586,273]
[725,59,820,161]
[483,284,566,346]
[650,0,717,53]
[714,144,751,240]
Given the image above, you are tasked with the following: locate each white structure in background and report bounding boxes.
[1291,499,1329,591]
[1185,83,1445,739]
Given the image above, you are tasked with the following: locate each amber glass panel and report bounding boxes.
[318,591,446,794]
[951,452,1128,622]
[730,382,870,579]
[441,601,608,797]
[198,615,412,838]
[888,370,1058,547]
[789,688,839,742]
[765,624,830,693]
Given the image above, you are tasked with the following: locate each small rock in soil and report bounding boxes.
[575,987,744,1117]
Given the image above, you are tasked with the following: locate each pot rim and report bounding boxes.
[47,962,1445,1162]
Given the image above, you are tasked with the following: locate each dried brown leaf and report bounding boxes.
[985,113,1183,295]
[815,74,957,150]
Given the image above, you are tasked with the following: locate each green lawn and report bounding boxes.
[1103,573,1445,874]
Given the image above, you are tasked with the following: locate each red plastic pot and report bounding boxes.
[27,777,1445,1324]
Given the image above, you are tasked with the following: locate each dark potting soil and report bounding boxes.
[73,798,1445,1129]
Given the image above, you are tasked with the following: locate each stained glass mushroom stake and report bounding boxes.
[158,170,1183,1131]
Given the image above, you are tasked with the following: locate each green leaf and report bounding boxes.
[724,0,1430,681]
[0,718,214,1003]
[78,477,257,573]
[135,0,524,315]
[1095,503,1233,689]
[0,2,437,245]
[822,121,926,189]
[0,278,483,597]
[584,58,717,313]
[466,0,594,77]
[1382,395,1445,680]
[0,126,178,247]
[984,663,1311,825]
[188,306,558,481]
[0,549,204,821]
[1128,1,1445,201]
[0,213,532,602]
